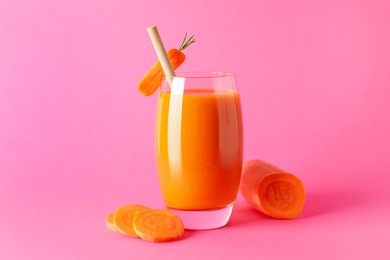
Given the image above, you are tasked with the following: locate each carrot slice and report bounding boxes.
[137,33,195,96]
[105,213,117,231]
[240,160,305,219]
[113,204,150,237]
[133,209,184,243]
[137,49,185,96]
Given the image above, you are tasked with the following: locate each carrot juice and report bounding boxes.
[155,87,243,211]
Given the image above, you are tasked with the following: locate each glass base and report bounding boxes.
[169,204,234,230]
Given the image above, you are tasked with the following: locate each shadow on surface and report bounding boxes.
[227,187,374,227]
[301,188,373,218]
[227,203,269,227]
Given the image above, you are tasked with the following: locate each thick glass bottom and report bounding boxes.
[169,204,234,230]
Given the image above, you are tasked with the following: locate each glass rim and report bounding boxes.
[164,71,235,79]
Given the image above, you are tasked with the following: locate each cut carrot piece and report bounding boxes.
[113,204,150,237]
[137,49,185,96]
[137,33,195,96]
[240,160,305,219]
[133,209,184,243]
[105,213,117,231]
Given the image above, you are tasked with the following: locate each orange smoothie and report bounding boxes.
[155,88,243,210]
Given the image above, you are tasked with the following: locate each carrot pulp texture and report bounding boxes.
[133,209,184,243]
[240,160,305,219]
[137,49,185,96]
[112,204,150,237]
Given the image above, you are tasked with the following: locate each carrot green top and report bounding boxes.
[179,33,196,50]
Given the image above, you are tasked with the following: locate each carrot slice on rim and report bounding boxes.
[137,33,195,96]
[137,49,185,96]
[240,160,306,219]
[133,209,184,243]
[113,204,150,237]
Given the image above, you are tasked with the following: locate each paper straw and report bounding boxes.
[147,25,175,85]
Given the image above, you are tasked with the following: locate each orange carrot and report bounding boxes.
[113,204,150,237]
[133,209,184,243]
[105,213,117,231]
[240,160,305,219]
[137,33,195,96]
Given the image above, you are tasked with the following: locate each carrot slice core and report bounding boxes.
[265,181,297,211]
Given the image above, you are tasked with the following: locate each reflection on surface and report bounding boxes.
[167,77,185,172]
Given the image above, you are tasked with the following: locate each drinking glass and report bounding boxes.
[155,72,243,230]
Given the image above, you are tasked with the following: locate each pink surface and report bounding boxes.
[1,0,389,259]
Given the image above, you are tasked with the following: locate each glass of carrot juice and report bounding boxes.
[155,72,243,230]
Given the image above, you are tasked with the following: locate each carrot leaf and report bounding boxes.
[179,33,196,50]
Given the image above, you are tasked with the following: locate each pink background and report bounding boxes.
[1,0,389,259]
